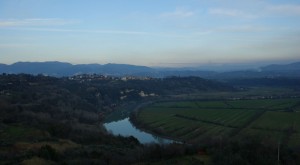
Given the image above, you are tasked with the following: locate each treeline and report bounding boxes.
[0,74,234,128]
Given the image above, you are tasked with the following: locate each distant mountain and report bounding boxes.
[261,62,300,71]
[100,63,154,75]
[0,61,300,78]
[160,63,300,79]
[253,62,300,78]
[0,61,154,77]
[9,61,73,76]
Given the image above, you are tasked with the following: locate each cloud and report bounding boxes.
[0,43,37,48]
[6,27,150,35]
[0,18,78,27]
[193,31,212,35]
[266,4,300,16]
[215,25,268,33]
[3,27,196,38]
[208,8,256,19]
[160,8,195,19]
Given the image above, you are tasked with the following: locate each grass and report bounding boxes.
[21,156,55,165]
[14,139,80,153]
[251,111,300,130]
[289,133,300,147]
[225,98,300,110]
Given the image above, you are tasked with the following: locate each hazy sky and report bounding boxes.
[1,0,300,66]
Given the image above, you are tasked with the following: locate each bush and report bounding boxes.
[39,145,60,161]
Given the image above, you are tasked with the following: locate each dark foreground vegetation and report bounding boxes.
[1,73,300,164]
[0,73,231,164]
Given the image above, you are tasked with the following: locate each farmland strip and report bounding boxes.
[174,114,238,128]
[229,110,266,137]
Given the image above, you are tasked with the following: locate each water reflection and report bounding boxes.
[103,118,174,144]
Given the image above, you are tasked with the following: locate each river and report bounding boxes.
[103,117,174,144]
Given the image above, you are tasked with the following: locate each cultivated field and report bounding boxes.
[135,98,300,146]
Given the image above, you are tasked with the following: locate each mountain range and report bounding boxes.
[0,61,300,78]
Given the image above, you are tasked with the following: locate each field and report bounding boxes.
[135,98,300,146]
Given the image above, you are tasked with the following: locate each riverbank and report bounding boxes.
[103,100,180,144]
[129,101,184,144]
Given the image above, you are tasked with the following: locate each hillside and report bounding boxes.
[0,73,235,164]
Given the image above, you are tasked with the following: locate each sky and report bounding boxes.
[0,0,300,67]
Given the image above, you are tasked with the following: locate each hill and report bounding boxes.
[0,74,235,164]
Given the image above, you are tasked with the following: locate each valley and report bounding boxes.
[1,72,300,164]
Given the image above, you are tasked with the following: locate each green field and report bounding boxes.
[135,98,300,145]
